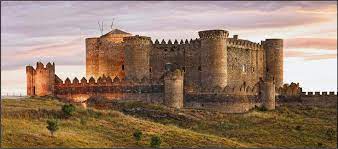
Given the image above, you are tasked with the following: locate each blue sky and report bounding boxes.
[1,1,337,95]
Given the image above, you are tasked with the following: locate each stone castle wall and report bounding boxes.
[26,29,289,113]
[85,29,282,91]
[54,75,164,103]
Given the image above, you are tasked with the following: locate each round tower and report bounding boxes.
[198,30,229,89]
[123,35,152,80]
[261,81,276,110]
[263,39,283,88]
[164,69,184,109]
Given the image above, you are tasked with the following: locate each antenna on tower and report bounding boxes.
[110,18,115,30]
[98,21,104,35]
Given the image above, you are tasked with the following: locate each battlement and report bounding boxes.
[301,91,337,96]
[26,62,55,96]
[198,29,229,39]
[152,38,201,51]
[34,61,55,71]
[55,75,163,87]
[227,38,263,51]
[123,35,152,44]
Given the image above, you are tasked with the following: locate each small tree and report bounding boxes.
[133,130,143,145]
[46,119,59,137]
[150,136,161,148]
[62,104,76,118]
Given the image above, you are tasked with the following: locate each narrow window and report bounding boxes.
[122,65,125,70]
[242,64,246,73]
[149,67,152,72]
[198,66,202,71]
[182,67,186,72]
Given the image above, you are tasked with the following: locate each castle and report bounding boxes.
[26,28,286,113]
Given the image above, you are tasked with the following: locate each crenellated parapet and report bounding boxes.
[123,35,152,45]
[198,29,229,39]
[55,75,163,87]
[301,91,337,96]
[227,38,263,51]
[54,75,164,95]
[152,38,201,51]
[26,62,55,96]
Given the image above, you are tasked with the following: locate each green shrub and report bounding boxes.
[150,136,161,148]
[62,104,76,118]
[133,130,143,145]
[46,119,59,137]
[257,106,267,111]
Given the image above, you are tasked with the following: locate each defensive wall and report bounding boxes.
[86,29,283,92]
[54,75,164,103]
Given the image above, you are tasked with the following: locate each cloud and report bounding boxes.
[285,38,337,51]
[285,50,337,61]
[304,54,337,61]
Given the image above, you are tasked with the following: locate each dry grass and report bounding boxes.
[1,97,245,148]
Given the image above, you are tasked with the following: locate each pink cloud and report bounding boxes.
[285,50,337,61]
[285,38,337,50]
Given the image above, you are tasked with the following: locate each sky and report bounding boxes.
[1,1,337,95]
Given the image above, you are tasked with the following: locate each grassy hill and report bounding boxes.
[1,96,337,148]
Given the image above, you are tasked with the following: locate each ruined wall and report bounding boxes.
[164,69,184,108]
[199,30,228,89]
[124,35,152,80]
[279,82,302,96]
[26,62,55,96]
[262,39,283,87]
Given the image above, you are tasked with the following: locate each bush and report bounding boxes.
[46,119,59,137]
[62,104,76,118]
[150,136,161,148]
[257,106,267,111]
[133,130,143,145]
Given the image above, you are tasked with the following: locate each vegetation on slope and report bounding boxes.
[90,97,337,148]
[1,97,245,148]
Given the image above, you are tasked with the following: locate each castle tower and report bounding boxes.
[86,29,132,79]
[123,35,152,80]
[164,69,184,109]
[86,37,100,79]
[263,39,283,88]
[26,65,36,96]
[198,30,229,89]
[260,80,276,110]
[33,62,55,96]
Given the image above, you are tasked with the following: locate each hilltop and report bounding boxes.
[1,96,337,148]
